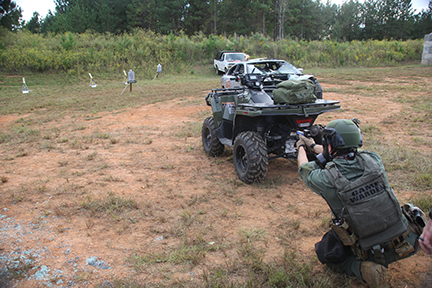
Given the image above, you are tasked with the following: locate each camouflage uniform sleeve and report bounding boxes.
[298,161,333,195]
[298,161,344,213]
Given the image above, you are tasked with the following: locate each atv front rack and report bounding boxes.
[205,87,247,106]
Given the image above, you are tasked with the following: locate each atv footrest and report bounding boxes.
[219,137,232,148]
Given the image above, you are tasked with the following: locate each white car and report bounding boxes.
[214,51,247,75]
[220,59,323,99]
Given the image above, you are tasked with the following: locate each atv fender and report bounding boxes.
[232,115,265,143]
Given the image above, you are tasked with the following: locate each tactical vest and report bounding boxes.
[325,152,407,250]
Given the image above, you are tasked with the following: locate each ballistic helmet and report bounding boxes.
[323,119,363,149]
[315,119,363,166]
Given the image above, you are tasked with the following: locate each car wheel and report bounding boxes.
[233,131,268,184]
[202,117,224,157]
[215,66,219,75]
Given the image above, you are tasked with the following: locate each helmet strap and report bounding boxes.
[320,142,333,164]
[332,148,357,160]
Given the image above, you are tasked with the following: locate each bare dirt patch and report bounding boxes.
[0,79,431,287]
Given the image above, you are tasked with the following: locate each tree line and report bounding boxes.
[2,0,432,41]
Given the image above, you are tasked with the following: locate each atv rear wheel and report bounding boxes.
[202,117,224,157]
[233,131,268,184]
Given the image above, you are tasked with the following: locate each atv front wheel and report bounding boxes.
[233,131,268,184]
[202,117,224,157]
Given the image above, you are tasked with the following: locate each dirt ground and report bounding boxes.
[0,77,431,287]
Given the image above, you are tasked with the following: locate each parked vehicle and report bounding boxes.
[214,51,247,75]
[221,59,323,99]
[202,64,339,184]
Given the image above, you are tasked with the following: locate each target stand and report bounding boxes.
[153,64,164,80]
[89,73,97,88]
[120,69,144,95]
[22,78,30,94]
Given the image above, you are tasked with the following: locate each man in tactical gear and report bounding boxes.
[296,119,420,288]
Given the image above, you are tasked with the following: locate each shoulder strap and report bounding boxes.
[357,151,381,168]
[324,161,350,191]
[324,152,382,191]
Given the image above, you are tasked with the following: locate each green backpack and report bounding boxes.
[273,79,317,104]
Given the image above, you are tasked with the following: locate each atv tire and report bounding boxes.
[233,131,268,184]
[202,117,224,157]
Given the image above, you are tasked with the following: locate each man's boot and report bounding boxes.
[360,261,389,288]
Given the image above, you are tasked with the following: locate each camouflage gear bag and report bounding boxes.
[273,79,317,104]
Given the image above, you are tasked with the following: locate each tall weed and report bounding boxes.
[0,28,424,75]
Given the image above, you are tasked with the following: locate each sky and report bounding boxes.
[15,0,431,23]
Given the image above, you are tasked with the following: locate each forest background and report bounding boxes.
[0,0,431,77]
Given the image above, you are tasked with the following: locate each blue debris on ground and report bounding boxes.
[0,211,115,286]
[86,257,111,270]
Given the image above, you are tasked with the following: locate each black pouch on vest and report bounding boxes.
[315,229,350,264]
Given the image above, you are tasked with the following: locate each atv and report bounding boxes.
[202,69,341,184]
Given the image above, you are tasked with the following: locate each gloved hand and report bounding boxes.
[299,134,315,149]
[295,137,306,150]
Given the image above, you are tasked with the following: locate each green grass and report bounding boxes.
[202,248,337,288]
[409,193,432,213]
[0,70,220,116]
[174,121,202,138]
[81,192,138,215]
[128,243,209,266]
[311,65,432,82]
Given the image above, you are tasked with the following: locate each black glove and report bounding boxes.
[299,134,315,150]
[295,137,306,150]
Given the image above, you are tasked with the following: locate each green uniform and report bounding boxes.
[299,151,418,281]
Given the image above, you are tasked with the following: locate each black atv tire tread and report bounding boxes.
[233,131,268,184]
[202,117,224,157]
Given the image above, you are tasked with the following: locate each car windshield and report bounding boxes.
[249,61,301,75]
[246,64,264,74]
[226,53,245,61]
[277,62,301,74]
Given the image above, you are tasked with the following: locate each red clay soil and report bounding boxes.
[0,79,431,287]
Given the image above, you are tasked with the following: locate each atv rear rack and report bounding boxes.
[236,99,340,117]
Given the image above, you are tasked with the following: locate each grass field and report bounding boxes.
[0,64,432,287]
